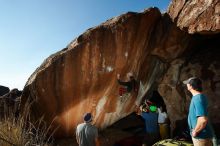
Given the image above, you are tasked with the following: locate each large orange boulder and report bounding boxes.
[21,0,220,138]
[22,7,190,137]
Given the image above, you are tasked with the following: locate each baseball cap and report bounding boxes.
[183,77,197,84]
[83,113,92,123]
[183,77,203,92]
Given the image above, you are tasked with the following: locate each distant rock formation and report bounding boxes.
[0,85,10,96]
[21,0,220,137]
[0,88,22,119]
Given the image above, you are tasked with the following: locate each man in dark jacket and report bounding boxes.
[117,72,137,97]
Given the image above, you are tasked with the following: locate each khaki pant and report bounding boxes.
[159,123,169,139]
[192,137,212,146]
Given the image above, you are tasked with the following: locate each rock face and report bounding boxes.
[22,7,190,137]
[158,34,220,136]
[168,0,220,34]
[22,0,220,138]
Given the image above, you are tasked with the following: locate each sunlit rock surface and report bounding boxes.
[168,0,220,34]
[22,7,190,137]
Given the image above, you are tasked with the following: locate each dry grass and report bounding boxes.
[0,116,25,146]
[0,98,55,146]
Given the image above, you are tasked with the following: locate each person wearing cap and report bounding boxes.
[137,100,159,145]
[117,72,138,97]
[183,77,213,146]
[76,113,100,146]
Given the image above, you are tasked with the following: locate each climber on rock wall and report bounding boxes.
[117,72,139,97]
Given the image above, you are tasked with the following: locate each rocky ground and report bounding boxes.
[55,129,135,146]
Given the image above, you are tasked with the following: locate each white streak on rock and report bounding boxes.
[96,96,108,118]
[125,52,128,58]
[106,66,113,72]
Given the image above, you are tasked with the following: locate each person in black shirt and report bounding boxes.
[117,72,137,97]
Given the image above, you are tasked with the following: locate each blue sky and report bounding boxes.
[0,0,170,90]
